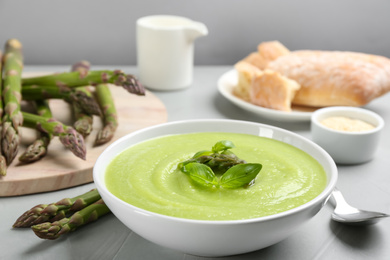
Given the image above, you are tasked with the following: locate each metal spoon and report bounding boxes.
[331,187,390,225]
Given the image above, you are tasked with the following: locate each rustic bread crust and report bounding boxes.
[241,52,268,71]
[257,41,290,65]
[233,61,262,101]
[250,69,301,111]
[239,41,290,71]
[233,41,291,102]
[267,50,390,107]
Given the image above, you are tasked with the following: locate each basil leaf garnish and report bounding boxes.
[182,163,219,188]
[220,163,262,189]
[220,149,235,156]
[192,150,213,159]
[177,140,262,189]
[212,140,235,153]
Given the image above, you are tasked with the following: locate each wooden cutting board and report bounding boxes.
[0,79,167,196]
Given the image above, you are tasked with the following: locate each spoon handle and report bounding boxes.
[332,187,360,213]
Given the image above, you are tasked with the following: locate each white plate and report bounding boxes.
[217,69,317,122]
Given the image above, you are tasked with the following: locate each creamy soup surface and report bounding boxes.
[105,132,327,221]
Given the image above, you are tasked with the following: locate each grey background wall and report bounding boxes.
[1,0,389,66]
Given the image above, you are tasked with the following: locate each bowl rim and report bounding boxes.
[311,106,385,135]
[93,119,338,225]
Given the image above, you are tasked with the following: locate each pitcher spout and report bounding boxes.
[185,21,208,41]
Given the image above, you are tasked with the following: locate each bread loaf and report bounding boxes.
[267,50,390,107]
[234,41,390,110]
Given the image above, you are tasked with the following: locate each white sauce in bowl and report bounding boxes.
[320,116,375,132]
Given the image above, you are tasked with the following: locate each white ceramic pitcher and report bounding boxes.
[136,15,208,91]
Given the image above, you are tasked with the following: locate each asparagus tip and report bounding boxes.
[113,71,145,95]
[18,139,48,164]
[6,38,22,49]
[71,60,91,79]
[31,221,64,240]
[12,204,48,228]
[125,75,145,96]
[94,125,116,146]
[2,122,20,165]
[71,90,101,116]
[74,118,93,137]
[59,128,87,160]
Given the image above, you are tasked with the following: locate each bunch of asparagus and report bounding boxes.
[13,188,111,240]
[0,39,145,176]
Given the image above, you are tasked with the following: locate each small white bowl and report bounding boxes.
[311,107,384,164]
[94,119,337,257]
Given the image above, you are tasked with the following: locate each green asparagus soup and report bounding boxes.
[105,132,327,220]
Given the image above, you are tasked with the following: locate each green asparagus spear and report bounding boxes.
[21,85,101,116]
[18,134,51,163]
[73,102,93,137]
[1,39,24,165]
[70,60,90,78]
[31,199,110,240]
[69,62,94,136]
[18,100,53,163]
[94,84,118,145]
[36,99,53,118]
[22,70,145,96]
[22,112,86,160]
[0,50,7,175]
[13,189,101,228]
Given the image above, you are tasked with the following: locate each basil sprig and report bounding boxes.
[220,163,262,188]
[181,163,219,188]
[212,140,235,153]
[178,140,262,189]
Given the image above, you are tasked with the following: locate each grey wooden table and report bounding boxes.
[1,66,389,260]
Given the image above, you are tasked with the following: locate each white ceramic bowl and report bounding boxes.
[93,119,337,257]
[311,107,384,164]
